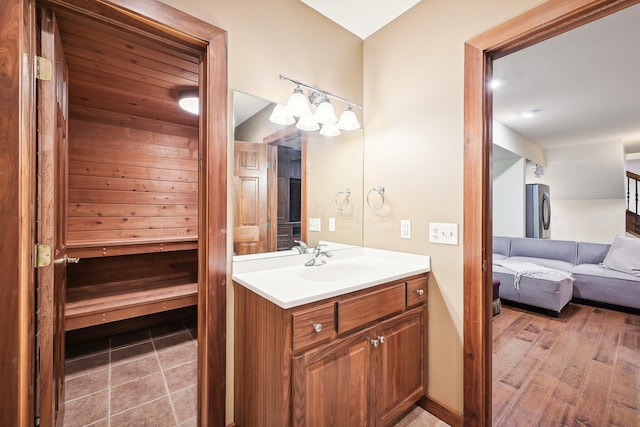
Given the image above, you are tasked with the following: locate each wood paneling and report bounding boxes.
[463,1,640,425]
[67,118,198,245]
[54,8,199,128]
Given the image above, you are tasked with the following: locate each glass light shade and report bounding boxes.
[296,112,320,131]
[319,122,341,137]
[314,100,338,125]
[269,103,295,125]
[337,106,360,130]
[286,87,311,117]
[178,90,199,115]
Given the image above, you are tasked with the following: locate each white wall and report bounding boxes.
[493,157,526,237]
[526,140,626,243]
[529,140,625,199]
[550,199,626,243]
[363,0,546,412]
[493,120,545,166]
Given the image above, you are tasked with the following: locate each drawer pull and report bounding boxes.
[415,289,425,296]
[371,338,380,347]
[313,323,323,333]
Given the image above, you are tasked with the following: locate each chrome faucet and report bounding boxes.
[293,240,309,254]
[305,244,333,266]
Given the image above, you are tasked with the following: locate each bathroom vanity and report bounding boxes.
[233,248,430,426]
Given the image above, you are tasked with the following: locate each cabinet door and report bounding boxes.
[375,308,426,426]
[292,327,374,427]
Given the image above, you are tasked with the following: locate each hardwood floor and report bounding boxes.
[492,302,640,426]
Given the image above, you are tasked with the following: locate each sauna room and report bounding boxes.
[33,2,227,425]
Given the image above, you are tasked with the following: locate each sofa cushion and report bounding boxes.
[572,263,640,281]
[572,263,640,309]
[493,253,507,261]
[509,237,577,265]
[493,236,511,257]
[602,235,640,277]
[577,242,610,265]
[508,256,574,272]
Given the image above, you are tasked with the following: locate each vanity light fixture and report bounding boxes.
[178,90,199,115]
[271,74,363,136]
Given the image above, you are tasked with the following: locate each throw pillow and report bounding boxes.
[602,235,640,276]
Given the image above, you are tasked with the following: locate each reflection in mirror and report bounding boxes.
[233,91,363,259]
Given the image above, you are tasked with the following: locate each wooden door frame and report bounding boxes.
[4,0,228,425]
[463,0,640,425]
[264,130,309,246]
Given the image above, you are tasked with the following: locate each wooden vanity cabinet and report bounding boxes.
[234,272,428,427]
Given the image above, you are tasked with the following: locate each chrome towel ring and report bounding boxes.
[367,186,385,211]
[335,189,352,211]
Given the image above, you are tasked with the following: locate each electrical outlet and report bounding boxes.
[429,222,459,245]
[328,217,336,232]
[400,220,411,239]
[309,217,321,232]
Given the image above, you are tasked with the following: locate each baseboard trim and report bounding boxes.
[419,396,463,427]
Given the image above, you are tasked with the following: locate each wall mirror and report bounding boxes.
[232,91,364,259]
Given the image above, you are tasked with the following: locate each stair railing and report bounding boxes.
[627,171,640,235]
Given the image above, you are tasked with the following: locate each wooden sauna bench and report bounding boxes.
[65,243,198,331]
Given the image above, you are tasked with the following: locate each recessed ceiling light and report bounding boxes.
[489,79,502,89]
[518,108,541,118]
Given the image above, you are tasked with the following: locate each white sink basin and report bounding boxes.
[232,247,431,308]
[297,262,378,282]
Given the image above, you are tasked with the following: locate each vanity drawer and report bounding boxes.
[337,283,405,334]
[406,275,428,306]
[292,303,336,351]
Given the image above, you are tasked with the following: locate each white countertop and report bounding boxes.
[232,247,431,309]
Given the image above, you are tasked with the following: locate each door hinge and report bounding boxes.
[267,161,271,169]
[35,56,52,81]
[482,259,488,273]
[35,244,52,268]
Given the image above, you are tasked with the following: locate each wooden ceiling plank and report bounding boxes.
[63,43,198,85]
[55,8,200,64]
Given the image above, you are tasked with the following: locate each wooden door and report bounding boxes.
[292,328,374,427]
[233,141,273,254]
[374,308,426,426]
[37,8,69,427]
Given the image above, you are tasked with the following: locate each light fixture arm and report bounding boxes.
[279,74,362,109]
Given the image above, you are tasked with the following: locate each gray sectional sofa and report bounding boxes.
[493,236,640,314]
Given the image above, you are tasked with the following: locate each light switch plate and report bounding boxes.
[328,217,336,232]
[309,217,321,232]
[400,219,411,239]
[429,222,459,245]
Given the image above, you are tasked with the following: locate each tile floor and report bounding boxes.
[64,320,197,427]
[64,319,448,427]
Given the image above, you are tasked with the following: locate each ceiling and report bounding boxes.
[493,3,640,155]
[299,1,640,158]
[299,0,421,39]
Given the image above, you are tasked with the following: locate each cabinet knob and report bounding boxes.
[378,335,385,344]
[313,323,323,333]
[415,289,424,296]
[370,338,380,347]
